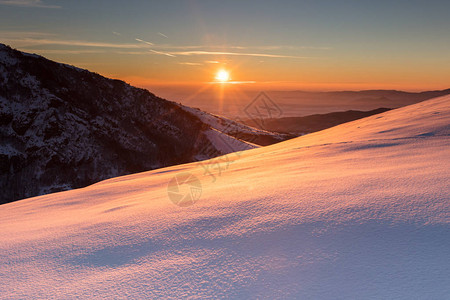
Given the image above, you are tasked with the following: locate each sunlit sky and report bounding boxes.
[1,0,449,91]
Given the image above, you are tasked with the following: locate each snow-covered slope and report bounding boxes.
[182,105,286,146]
[0,95,449,298]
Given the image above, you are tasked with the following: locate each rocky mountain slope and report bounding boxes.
[0,44,282,203]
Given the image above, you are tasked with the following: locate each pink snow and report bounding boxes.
[0,95,449,298]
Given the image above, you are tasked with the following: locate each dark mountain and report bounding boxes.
[243,108,391,135]
[269,89,450,107]
[0,44,283,204]
[260,89,450,117]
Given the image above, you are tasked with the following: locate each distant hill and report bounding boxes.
[243,108,391,135]
[161,86,450,118]
[263,89,450,117]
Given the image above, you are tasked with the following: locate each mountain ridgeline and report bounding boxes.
[242,108,392,135]
[0,44,283,203]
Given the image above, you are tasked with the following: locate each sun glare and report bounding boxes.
[215,70,230,82]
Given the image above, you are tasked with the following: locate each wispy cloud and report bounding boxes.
[143,49,305,59]
[168,51,309,59]
[135,38,154,46]
[1,38,144,48]
[150,44,330,51]
[112,31,121,36]
[149,49,176,57]
[24,49,105,54]
[249,45,331,51]
[115,51,149,55]
[113,49,316,60]
[208,80,257,84]
[0,0,60,8]
[0,31,326,60]
[157,32,168,39]
[178,62,202,66]
[0,31,57,40]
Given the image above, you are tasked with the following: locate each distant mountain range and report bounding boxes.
[262,89,450,117]
[165,86,450,118]
[243,108,391,135]
[0,44,283,204]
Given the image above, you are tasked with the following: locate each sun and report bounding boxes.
[215,69,230,82]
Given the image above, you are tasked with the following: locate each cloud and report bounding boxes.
[114,51,150,55]
[0,31,325,61]
[208,80,257,84]
[178,62,202,66]
[135,38,154,46]
[0,0,60,8]
[1,38,144,48]
[168,50,309,59]
[112,31,121,36]
[24,49,105,54]
[250,45,331,51]
[147,48,304,59]
[149,49,176,57]
[149,44,330,51]
[0,31,56,36]
[157,32,168,38]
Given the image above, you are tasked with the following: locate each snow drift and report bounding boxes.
[0,95,449,298]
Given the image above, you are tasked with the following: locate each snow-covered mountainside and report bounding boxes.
[0,43,282,204]
[0,95,449,298]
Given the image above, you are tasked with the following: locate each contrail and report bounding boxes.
[135,38,154,46]
[157,32,168,38]
[149,49,176,57]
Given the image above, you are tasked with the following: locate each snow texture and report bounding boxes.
[0,96,449,298]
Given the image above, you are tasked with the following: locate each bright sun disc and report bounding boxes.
[215,70,230,82]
